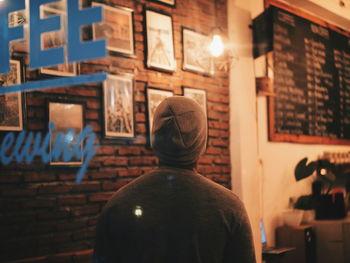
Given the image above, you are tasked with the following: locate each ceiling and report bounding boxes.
[281,0,350,30]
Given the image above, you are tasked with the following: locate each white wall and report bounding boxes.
[228,3,261,262]
[228,1,350,262]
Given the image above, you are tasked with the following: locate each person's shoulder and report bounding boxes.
[196,173,245,210]
[102,169,157,210]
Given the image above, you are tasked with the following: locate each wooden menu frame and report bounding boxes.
[264,0,350,145]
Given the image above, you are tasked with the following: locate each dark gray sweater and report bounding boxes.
[93,167,256,263]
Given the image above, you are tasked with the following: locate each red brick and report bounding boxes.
[2,188,36,197]
[72,228,95,241]
[58,173,78,181]
[117,168,141,177]
[208,129,221,137]
[89,172,117,180]
[102,179,132,191]
[129,157,157,166]
[135,113,146,122]
[38,184,71,194]
[119,147,141,156]
[71,206,100,216]
[103,156,128,166]
[210,139,228,147]
[86,111,99,120]
[37,211,69,220]
[205,147,221,155]
[136,123,147,134]
[89,192,113,202]
[214,157,230,165]
[58,195,86,206]
[69,88,98,97]
[86,101,100,110]
[97,146,116,155]
[23,199,56,208]
[56,220,87,231]
[198,157,213,164]
[0,173,22,183]
[24,173,56,182]
[71,182,100,192]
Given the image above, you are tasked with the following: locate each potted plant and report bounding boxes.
[294,157,349,220]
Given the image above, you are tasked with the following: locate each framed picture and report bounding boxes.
[183,87,207,117]
[103,74,135,138]
[145,9,176,72]
[49,101,84,165]
[40,5,77,76]
[0,59,24,131]
[92,3,135,56]
[147,88,173,136]
[182,28,214,75]
[152,0,175,7]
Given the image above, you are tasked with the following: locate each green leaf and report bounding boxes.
[294,157,316,181]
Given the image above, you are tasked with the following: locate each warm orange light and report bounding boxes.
[209,34,224,57]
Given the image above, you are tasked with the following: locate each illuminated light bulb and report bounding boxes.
[209,34,224,57]
[134,206,143,218]
[320,168,327,176]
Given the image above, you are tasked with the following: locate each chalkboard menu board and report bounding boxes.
[253,3,350,145]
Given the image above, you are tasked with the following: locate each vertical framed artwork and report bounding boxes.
[92,3,135,56]
[182,28,214,75]
[147,88,173,136]
[40,5,77,76]
[145,9,176,72]
[183,87,207,117]
[103,74,135,138]
[49,101,84,165]
[0,59,24,131]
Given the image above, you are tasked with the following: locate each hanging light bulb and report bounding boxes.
[209,34,224,57]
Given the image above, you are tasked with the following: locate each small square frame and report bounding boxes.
[48,101,84,166]
[40,4,77,77]
[146,87,174,141]
[92,2,135,57]
[182,87,207,117]
[182,28,214,75]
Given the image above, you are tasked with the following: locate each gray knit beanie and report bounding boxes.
[151,96,207,166]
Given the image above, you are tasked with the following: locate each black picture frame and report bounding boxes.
[92,2,136,57]
[182,86,208,117]
[182,27,214,76]
[39,4,77,77]
[103,74,135,139]
[0,57,26,131]
[145,8,176,72]
[146,87,174,145]
[48,100,85,166]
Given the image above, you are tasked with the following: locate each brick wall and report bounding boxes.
[0,0,229,261]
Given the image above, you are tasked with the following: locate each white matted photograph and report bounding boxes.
[146,10,176,72]
[93,3,134,56]
[40,5,77,76]
[183,28,214,75]
[0,59,24,131]
[183,87,207,117]
[49,102,83,165]
[147,88,173,136]
[103,74,134,138]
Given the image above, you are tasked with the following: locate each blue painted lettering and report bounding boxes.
[0,122,99,183]
[0,0,25,74]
